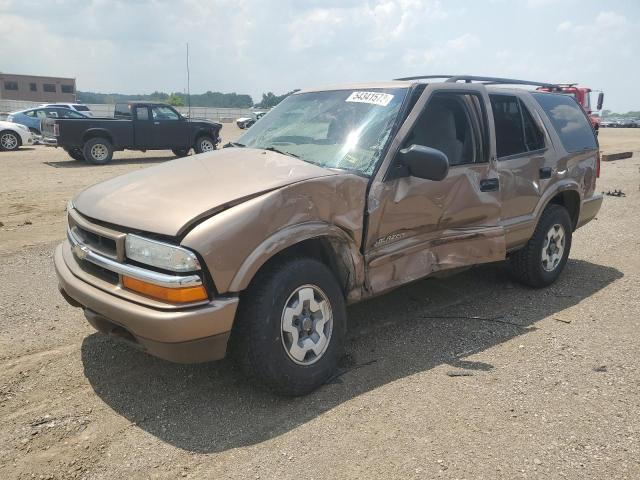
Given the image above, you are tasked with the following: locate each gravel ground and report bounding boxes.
[0,129,639,479]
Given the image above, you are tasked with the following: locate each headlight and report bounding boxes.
[125,234,201,272]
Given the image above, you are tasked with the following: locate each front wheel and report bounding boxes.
[508,204,573,288]
[231,257,346,396]
[194,135,216,154]
[0,130,20,151]
[83,138,113,165]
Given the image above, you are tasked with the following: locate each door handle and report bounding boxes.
[480,178,499,192]
[539,167,552,179]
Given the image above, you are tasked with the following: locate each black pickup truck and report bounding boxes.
[42,102,222,164]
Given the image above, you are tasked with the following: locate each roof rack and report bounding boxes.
[394,74,561,90]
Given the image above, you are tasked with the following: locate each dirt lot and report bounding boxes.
[1,128,639,479]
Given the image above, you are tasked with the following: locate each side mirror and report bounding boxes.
[597,92,604,111]
[398,144,449,181]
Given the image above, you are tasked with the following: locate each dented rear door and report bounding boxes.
[364,82,505,295]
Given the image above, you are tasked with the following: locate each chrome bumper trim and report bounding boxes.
[67,228,202,288]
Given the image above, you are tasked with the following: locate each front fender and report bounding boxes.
[228,222,363,292]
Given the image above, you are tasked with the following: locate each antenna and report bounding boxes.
[186,42,192,121]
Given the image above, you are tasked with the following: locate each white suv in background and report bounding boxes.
[40,103,93,117]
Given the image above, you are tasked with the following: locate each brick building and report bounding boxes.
[0,73,76,102]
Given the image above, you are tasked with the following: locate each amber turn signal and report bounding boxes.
[122,276,208,303]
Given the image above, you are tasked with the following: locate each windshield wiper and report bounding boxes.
[263,146,300,158]
[223,141,245,148]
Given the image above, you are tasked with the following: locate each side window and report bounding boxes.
[404,94,480,166]
[35,110,47,119]
[151,106,179,121]
[135,107,149,120]
[114,103,132,119]
[521,101,545,151]
[59,109,84,119]
[532,93,597,153]
[25,110,36,118]
[44,110,58,118]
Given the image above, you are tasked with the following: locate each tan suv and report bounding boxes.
[55,75,603,395]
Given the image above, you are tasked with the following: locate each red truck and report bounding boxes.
[536,84,604,133]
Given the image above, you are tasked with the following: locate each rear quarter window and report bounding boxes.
[532,93,597,153]
[114,103,132,119]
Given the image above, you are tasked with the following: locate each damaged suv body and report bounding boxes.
[55,76,602,395]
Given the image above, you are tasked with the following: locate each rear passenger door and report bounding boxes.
[490,94,550,246]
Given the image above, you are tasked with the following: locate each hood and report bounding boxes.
[73,148,336,236]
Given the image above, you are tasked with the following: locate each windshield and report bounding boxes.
[237,88,407,176]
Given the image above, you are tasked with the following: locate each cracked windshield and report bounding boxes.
[237,88,408,176]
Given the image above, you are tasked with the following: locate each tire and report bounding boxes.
[194,135,216,154]
[67,147,85,162]
[83,137,113,165]
[172,148,189,157]
[231,257,346,396]
[0,130,20,151]
[508,204,573,288]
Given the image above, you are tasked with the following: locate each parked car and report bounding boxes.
[41,102,222,164]
[0,120,34,151]
[7,107,88,136]
[41,103,93,117]
[54,76,602,395]
[236,111,267,129]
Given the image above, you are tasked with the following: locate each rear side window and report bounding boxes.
[73,105,90,112]
[490,94,545,158]
[135,107,149,120]
[532,93,596,153]
[114,103,131,118]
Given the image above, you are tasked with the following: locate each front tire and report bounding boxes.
[508,204,573,288]
[83,138,113,165]
[0,130,20,151]
[231,257,346,396]
[194,135,216,154]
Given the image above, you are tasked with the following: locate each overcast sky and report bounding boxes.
[1,0,638,111]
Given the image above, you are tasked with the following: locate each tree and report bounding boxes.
[256,89,300,108]
[166,93,185,107]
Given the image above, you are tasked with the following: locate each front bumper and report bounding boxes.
[54,243,238,363]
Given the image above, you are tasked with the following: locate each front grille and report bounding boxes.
[72,225,117,259]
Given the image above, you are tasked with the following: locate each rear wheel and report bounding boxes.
[172,148,189,157]
[66,147,85,162]
[83,137,113,165]
[508,204,573,288]
[0,130,20,151]
[231,257,346,396]
[194,135,216,154]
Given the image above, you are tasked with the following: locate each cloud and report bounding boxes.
[402,33,480,66]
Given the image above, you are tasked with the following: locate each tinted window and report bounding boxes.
[490,94,545,158]
[43,84,56,92]
[73,105,90,111]
[151,106,179,120]
[61,85,74,93]
[532,93,597,153]
[135,107,149,120]
[4,81,18,90]
[30,83,37,91]
[114,103,132,118]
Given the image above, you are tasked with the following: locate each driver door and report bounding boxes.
[364,83,505,295]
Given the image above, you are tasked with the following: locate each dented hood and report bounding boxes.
[73,148,336,236]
